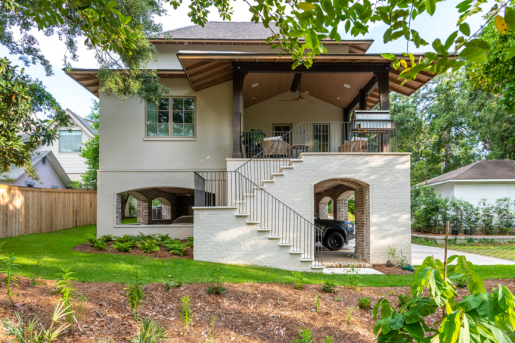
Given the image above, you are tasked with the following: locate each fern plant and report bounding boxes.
[165,242,190,256]
[206,267,226,295]
[112,241,136,252]
[137,238,160,253]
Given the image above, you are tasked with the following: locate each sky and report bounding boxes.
[0,0,493,118]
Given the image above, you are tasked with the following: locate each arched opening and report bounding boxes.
[115,187,195,225]
[314,178,370,264]
[318,196,332,219]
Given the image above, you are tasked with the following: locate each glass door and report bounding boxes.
[314,124,329,152]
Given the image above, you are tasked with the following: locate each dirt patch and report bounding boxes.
[73,241,194,260]
[2,276,513,343]
[372,264,414,275]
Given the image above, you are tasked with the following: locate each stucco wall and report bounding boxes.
[193,207,314,271]
[99,79,232,171]
[227,153,412,264]
[243,92,343,132]
[96,170,195,237]
[149,44,350,70]
[455,182,515,207]
[3,158,67,189]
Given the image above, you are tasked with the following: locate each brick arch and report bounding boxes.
[336,190,354,221]
[314,178,370,262]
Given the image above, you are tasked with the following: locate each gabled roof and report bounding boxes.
[67,109,97,135]
[150,22,373,53]
[0,150,72,186]
[421,160,515,186]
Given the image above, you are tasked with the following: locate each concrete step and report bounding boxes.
[243,194,254,197]
[300,258,314,262]
[289,250,303,255]
[235,213,249,217]
[257,228,271,232]
[278,243,292,247]
[271,173,284,178]
[247,221,260,225]
[268,235,281,240]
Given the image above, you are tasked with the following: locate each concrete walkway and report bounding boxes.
[411,244,515,265]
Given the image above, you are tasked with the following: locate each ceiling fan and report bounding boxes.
[279,83,313,103]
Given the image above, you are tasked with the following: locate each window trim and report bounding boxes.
[25,181,36,187]
[59,130,83,153]
[144,96,197,140]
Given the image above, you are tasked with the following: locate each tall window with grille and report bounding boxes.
[59,130,82,152]
[146,97,195,138]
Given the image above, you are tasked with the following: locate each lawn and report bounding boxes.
[1,224,514,286]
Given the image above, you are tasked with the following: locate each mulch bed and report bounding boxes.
[1,276,514,342]
[372,265,414,275]
[73,241,194,260]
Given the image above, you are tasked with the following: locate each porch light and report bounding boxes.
[337,97,341,99]
[251,83,259,87]
[252,97,255,99]
[344,84,351,88]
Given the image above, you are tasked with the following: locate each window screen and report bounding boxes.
[59,131,82,152]
[146,98,195,137]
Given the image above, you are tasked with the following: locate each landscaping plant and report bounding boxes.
[30,258,43,286]
[321,281,337,293]
[137,237,160,254]
[131,318,168,343]
[292,328,335,343]
[373,255,515,342]
[292,271,304,290]
[85,234,108,250]
[125,270,145,321]
[206,267,226,295]
[478,199,496,235]
[397,293,412,308]
[344,264,361,290]
[1,301,71,343]
[165,242,190,256]
[54,267,78,323]
[179,295,192,335]
[358,296,372,310]
[111,240,136,253]
[495,197,514,235]
[2,253,19,307]
[386,246,397,266]
[315,293,321,313]
[346,307,357,325]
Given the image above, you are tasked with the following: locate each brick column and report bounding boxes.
[336,197,348,221]
[137,200,148,224]
[115,193,122,225]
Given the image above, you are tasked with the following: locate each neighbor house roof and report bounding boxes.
[67,109,98,135]
[150,22,374,53]
[0,150,72,186]
[420,160,515,186]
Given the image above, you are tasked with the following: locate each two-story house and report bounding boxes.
[67,22,435,272]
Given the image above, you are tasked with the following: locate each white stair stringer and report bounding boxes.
[233,156,324,272]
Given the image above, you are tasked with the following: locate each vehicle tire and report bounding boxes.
[323,231,345,251]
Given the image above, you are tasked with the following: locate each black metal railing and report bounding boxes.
[194,171,323,265]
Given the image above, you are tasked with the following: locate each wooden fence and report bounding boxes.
[0,185,97,239]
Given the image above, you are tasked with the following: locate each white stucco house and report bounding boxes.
[33,109,97,182]
[0,151,72,189]
[65,22,437,271]
[420,159,515,207]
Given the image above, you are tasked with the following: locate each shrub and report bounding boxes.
[373,255,515,342]
[292,271,304,290]
[125,270,145,321]
[478,199,496,235]
[86,234,108,250]
[357,297,372,310]
[321,281,337,293]
[115,234,136,244]
[495,197,514,235]
[462,201,479,234]
[100,234,113,242]
[397,293,412,308]
[411,237,438,246]
[164,242,190,256]
[206,267,226,295]
[449,197,466,234]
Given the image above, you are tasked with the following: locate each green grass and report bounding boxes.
[122,218,137,224]
[1,224,514,286]
[449,244,515,261]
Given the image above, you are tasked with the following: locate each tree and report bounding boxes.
[79,100,99,189]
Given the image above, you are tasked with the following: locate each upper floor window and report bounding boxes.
[41,157,47,165]
[59,130,82,152]
[146,97,195,138]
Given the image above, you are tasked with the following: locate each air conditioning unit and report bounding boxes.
[351,110,394,132]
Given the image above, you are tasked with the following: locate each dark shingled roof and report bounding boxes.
[422,160,515,185]
[68,109,98,135]
[154,22,280,40]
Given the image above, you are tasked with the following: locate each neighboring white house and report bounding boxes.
[0,151,71,189]
[65,22,438,271]
[419,160,515,207]
[33,109,97,182]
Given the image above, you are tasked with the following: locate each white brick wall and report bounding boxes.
[97,170,195,237]
[228,153,412,264]
[193,207,314,271]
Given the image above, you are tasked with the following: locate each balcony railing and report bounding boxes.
[241,123,397,159]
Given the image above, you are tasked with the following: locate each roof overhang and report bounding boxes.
[176,51,440,108]
[64,69,186,97]
[149,38,374,54]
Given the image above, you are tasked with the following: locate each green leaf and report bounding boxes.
[382,53,397,61]
[405,322,425,340]
[459,23,470,36]
[289,30,305,37]
[425,0,436,15]
[506,45,515,59]
[383,28,392,43]
[297,2,317,11]
[439,311,461,343]
[506,7,515,28]
[389,312,404,330]
[497,285,515,311]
